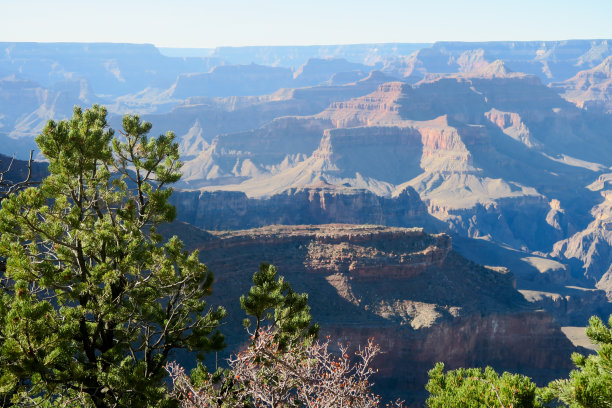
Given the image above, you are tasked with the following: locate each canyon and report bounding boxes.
[161,222,577,406]
[3,40,612,404]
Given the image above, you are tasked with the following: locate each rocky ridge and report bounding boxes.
[379,40,612,84]
[171,186,444,232]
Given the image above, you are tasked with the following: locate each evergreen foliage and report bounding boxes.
[425,363,542,408]
[240,263,319,348]
[543,315,612,407]
[168,264,401,408]
[426,315,612,408]
[0,105,226,408]
[181,263,320,406]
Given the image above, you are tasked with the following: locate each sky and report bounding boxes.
[1,0,612,48]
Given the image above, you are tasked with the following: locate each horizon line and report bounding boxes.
[1,38,611,50]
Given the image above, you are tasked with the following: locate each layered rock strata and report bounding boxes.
[171,186,445,232]
[550,55,612,113]
[180,224,576,405]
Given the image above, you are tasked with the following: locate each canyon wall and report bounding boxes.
[171,186,445,232]
[172,223,577,405]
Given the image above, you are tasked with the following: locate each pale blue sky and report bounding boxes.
[1,0,611,48]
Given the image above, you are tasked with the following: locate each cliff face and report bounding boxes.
[552,182,612,299]
[325,311,574,405]
[317,82,405,127]
[191,74,609,257]
[171,186,444,232]
[186,224,575,405]
[550,55,612,113]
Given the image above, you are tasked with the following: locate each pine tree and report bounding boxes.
[167,264,402,408]
[543,315,612,407]
[425,363,542,408]
[240,263,319,348]
[0,105,226,408]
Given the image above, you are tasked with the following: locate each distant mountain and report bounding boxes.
[2,40,612,158]
[380,40,612,84]
[203,43,430,67]
[169,63,294,99]
[0,42,220,96]
[292,57,370,85]
[167,58,372,99]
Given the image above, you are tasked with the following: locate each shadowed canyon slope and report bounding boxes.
[164,223,577,406]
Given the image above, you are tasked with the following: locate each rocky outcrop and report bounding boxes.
[178,116,331,187]
[550,55,612,113]
[552,187,612,299]
[184,224,576,405]
[485,108,541,148]
[519,286,611,326]
[171,186,444,232]
[317,82,404,127]
[425,195,564,252]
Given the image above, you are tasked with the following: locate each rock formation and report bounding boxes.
[173,223,577,406]
[171,186,444,232]
[550,55,612,113]
[552,175,612,299]
[194,76,608,254]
